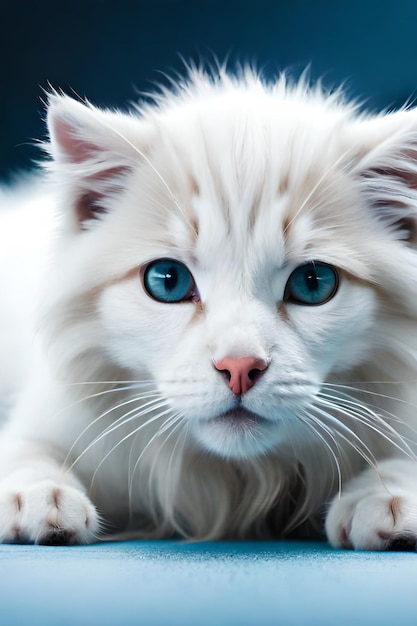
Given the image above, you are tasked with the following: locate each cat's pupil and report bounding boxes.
[164,268,177,292]
[305,270,319,291]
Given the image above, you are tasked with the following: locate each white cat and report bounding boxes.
[1,67,417,549]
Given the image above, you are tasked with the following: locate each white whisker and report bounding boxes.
[65,398,167,472]
[318,390,417,458]
[322,381,417,414]
[298,410,343,495]
[309,403,379,469]
[128,412,185,513]
[62,393,163,469]
[87,406,176,494]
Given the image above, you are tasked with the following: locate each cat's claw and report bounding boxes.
[326,492,417,551]
[0,479,99,545]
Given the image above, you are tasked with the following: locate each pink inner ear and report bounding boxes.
[76,192,106,227]
[53,117,100,164]
[75,166,131,228]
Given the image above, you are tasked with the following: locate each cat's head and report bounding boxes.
[42,70,417,460]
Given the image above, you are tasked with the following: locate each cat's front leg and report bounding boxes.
[326,458,417,550]
[0,439,99,544]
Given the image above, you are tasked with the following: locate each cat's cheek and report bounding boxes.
[288,282,377,377]
[95,281,198,373]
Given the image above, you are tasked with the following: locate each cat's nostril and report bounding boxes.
[214,356,268,395]
[219,369,232,383]
[248,368,263,382]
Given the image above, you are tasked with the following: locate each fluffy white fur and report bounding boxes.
[1,68,417,548]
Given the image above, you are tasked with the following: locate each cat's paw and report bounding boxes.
[326,492,417,551]
[0,479,99,545]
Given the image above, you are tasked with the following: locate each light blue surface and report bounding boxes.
[0,540,416,625]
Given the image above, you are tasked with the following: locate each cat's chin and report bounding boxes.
[193,408,279,460]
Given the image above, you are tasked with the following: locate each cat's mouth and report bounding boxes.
[194,407,277,459]
[212,408,268,428]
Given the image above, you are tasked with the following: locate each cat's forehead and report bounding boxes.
[146,93,357,270]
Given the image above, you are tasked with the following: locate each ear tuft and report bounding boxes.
[47,95,105,164]
[49,114,99,164]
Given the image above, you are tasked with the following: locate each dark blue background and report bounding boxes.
[2,0,417,181]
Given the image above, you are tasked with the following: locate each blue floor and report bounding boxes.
[0,540,416,625]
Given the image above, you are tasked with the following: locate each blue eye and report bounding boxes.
[143,259,196,303]
[284,262,339,305]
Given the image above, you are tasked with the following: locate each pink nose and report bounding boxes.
[214,356,268,395]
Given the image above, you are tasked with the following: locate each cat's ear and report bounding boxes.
[350,109,417,243]
[46,94,151,229]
